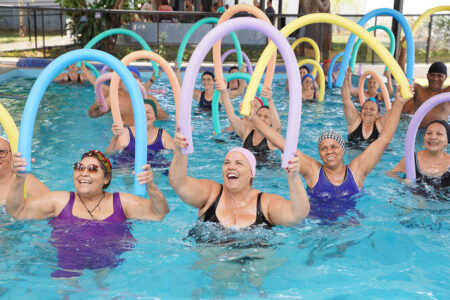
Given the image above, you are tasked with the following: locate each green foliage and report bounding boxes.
[55,0,139,47]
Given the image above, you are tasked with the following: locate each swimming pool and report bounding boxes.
[0,72,448,298]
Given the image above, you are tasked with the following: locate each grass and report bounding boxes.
[0,31,62,44]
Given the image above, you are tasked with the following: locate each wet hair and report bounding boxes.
[362,97,381,112]
[299,66,310,74]
[256,105,270,113]
[81,150,112,189]
[426,120,450,144]
[201,71,215,80]
[228,66,239,73]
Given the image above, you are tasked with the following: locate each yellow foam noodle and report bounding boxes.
[291,38,320,77]
[242,13,413,116]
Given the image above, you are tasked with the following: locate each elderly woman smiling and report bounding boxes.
[7,150,168,278]
[169,131,310,228]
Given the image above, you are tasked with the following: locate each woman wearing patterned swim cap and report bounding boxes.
[249,86,411,221]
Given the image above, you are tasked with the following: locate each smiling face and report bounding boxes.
[201,74,214,90]
[145,103,156,127]
[319,139,344,168]
[427,72,446,91]
[367,77,379,93]
[302,76,313,90]
[424,122,448,151]
[0,138,11,173]
[256,106,271,126]
[73,156,110,195]
[360,101,380,124]
[222,151,252,190]
[300,67,309,79]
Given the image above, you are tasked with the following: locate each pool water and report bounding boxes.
[0,73,448,299]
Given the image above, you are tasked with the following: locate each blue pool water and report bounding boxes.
[0,72,448,299]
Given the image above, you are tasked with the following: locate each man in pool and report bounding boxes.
[399,49,450,126]
[82,64,169,125]
[248,86,412,221]
[0,136,48,204]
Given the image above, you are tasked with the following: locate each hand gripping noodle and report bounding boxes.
[178,17,302,168]
[19,49,147,196]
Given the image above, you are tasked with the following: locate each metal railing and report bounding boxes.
[0,4,448,64]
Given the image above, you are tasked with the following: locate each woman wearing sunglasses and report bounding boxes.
[6,150,168,278]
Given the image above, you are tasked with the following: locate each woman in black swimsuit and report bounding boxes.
[175,62,215,110]
[218,80,281,152]
[53,63,87,83]
[388,120,450,190]
[342,68,392,145]
[169,132,310,228]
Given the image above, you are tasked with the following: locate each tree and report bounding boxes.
[299,0,332,59]
[56,0,138,52]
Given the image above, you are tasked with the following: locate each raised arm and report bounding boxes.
[384,70,394,98]
[80,62,98,87]
[342,68,360,127]
[350,86,411,186]
[121,164,169,221]
[267,151,310,226]
[143,72,157,90]
[262,87,282,133]
[168,131,218,209]
[217,79,248,139]
[6,152,60,220]
[248,101,320,186]
[105,123,128,154]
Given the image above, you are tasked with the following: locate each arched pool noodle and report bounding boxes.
[95,72,147,113]
[221,49,253,75]
[0,103,28,197]
[81,28,160,78]
[100,64,110,75]
[213,4,276,94]
[297,59,325,102]
[350,25,395,72]
[402,6,450,48]
[19,49,147,196]
[336,8,414,88]
[291,37,320,77]
[358,71,391,110]
[212,72,266,136]
[328,52,344,89]
[179,17,301,168]
[0,103,19,153]
[244,13,413,113]
[176,17,243,69]
[110,50,181,147]
[404,92,450,180]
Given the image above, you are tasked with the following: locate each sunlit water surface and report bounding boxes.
[0,73,448,299]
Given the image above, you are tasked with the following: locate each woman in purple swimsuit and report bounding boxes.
[6,150,168,278]
[106,99,175,162]
[169,133,310,228]
[249,87,411,221]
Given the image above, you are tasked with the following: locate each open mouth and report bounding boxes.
[227,173,239,181]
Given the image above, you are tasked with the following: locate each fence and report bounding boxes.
[0,4,448,64]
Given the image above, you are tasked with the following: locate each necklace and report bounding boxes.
[78,192,106,220]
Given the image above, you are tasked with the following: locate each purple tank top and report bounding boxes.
[124,127,165,155]
[307,166,361,222]
[49,192,135,278]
